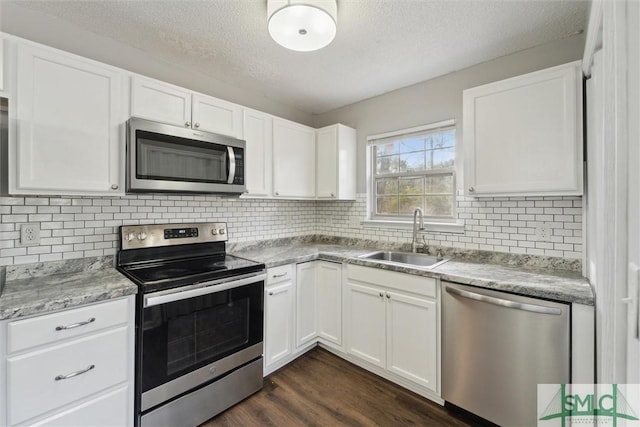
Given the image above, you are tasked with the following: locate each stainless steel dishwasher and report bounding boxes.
[442,281,570,427]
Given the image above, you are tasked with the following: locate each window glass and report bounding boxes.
[370,124,456,220]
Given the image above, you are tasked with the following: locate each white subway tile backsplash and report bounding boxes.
[316,194,583,260]
[0,192,584,266]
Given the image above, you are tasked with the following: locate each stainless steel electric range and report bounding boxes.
[116,222,266,427]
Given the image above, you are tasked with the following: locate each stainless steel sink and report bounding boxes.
[358,251,449,269]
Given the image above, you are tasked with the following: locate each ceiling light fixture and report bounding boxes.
[267,0,337,52]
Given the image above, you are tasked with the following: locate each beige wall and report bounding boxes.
[0,2,314,126]
[313,34,586,192]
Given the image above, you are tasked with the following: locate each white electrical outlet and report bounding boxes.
[535,223,552,242]
[20,223,41,246]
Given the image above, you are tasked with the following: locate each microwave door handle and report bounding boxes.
[227,147,236,184]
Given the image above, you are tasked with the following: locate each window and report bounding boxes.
[368,120,456,222]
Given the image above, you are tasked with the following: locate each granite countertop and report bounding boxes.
[0,238,593,321]
[230,241,593,306]
[0,257,138,320]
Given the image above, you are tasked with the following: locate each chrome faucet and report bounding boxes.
[412,207,424,253]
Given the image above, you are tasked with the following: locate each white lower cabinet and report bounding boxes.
[264,281,295,370]
[296,262,317,347]
[0,296,135,427]
[29,386,129,427]
[386,291,437,391]
[264,261,343,375]
[316,261,342,347]
[264,264,295,374]
[346,283,386,368]
[345,265,440,396]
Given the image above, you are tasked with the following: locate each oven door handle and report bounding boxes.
[144,272,266,307]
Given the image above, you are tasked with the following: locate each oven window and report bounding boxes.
[136,130,228,183]
[141,281,263,393]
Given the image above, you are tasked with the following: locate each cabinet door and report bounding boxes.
[316,126,338,199]
[272,118,316,198]
[243,109,272,197]
[192,94,242,138]
[386,291,438,392]
[264,281,294,368]
[463,61,583,196]
[316,261,342,346]
[346,282,386,368]
[296,262,317,347]
[29,386,130,427]
[131,76,192,127]
[16,44,123,195]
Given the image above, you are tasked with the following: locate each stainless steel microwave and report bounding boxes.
[126,117,245,194]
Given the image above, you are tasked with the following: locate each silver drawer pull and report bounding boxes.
[55,317,96,331]
[55,364,95,381]
[272,273,287,278]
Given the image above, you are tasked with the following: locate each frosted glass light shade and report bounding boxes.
[267,0,337,52]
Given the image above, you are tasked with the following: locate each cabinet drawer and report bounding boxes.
[347,265,437,298]
[8,327,129,426]
[27,386,129,427]
[8,298,129,353]
[267,264,293,286]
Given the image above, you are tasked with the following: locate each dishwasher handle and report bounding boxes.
[445,285,563,315]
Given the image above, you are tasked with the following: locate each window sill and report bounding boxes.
[360,219,465,234]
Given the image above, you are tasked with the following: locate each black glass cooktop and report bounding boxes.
[119,253,264,293]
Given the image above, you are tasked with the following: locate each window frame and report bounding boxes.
[365,119,463,231]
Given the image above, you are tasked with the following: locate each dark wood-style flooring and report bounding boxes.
[202,348,474,427]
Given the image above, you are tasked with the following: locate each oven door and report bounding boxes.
[127,117,245,194]
[139,272,265,412]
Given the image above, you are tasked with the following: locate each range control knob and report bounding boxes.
[137,232,147,240]
[126,232,136,242]
[218,228,226,235]
[211,229,219,235]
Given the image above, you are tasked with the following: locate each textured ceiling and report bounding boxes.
[5,0,588,114]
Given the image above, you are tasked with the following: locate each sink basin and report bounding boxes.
[358,251,449,269]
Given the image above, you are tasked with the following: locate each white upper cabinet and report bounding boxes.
[272,118,316,198]
[15,43,124,195]
[130,76,191,127]
[131,76,243,138]
[463,61,583,197]
[316,124,356,200]
[242,109,273,197]
[192,94,242,138]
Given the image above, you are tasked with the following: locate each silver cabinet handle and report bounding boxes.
[331,193,335,197]
[468,187,475,193]
[275,192,280,196]
[386,293,391,299]
[55,317,96,331]
[110,184,119,190]
[268,291,274,296]
[445,286,562,315]
[379,292,383,298]
[272,273,287,278]
[185,121,191,127]
[55,364,95,381]
[194,122,200,128]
